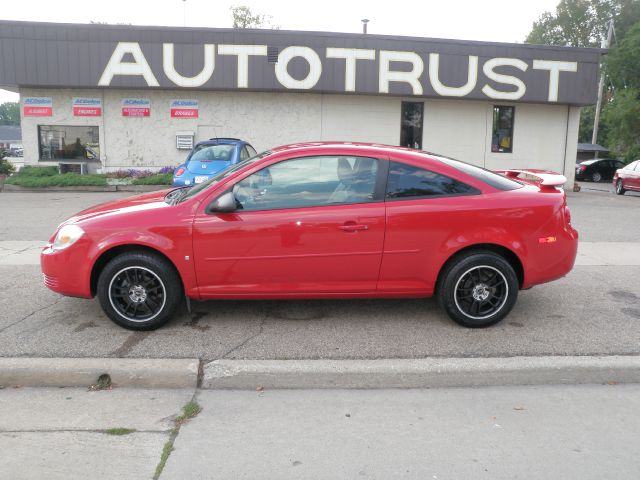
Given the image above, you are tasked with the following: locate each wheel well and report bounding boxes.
[436,244,524,291]
[90,245,182,296]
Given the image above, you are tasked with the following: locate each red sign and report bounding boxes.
[73,98,102,117]
[170,99,198,118]
[122,98,151,117]
[23,97,52,116]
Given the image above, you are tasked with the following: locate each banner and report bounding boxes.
[170,99,198,118]
[121,98,151,117]
[73,97,102,116]
[23,97,52,116]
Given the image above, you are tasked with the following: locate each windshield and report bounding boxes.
[189,144,235,162]
[179,150,272,202]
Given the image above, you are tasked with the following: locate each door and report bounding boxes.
[192,155,386,297]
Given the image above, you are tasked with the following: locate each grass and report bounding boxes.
[103,427,136,436]
[132,173,173,185]
[7,172,107,187]
[153,399,201,479]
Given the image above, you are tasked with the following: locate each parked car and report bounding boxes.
[613,159,640,195]
[41,143,578,330]
[575,158,625,182]
[172,138,256,187]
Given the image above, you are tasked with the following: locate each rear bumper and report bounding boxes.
[522,225,578,289]
[41,242,93,298]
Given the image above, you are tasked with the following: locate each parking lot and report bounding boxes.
[0,186,638,361]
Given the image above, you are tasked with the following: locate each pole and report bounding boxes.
[361,19,369,34]
[591,19,614,150]
[183,0,186,27]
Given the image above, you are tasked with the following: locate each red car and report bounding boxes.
[41,143,578,330]
[613,159,640,195]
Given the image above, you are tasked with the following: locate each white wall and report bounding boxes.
[20,87,578,182]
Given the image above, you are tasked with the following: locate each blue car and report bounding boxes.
[173,138,257,187]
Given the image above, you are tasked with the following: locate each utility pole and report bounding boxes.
[591,19,614,151]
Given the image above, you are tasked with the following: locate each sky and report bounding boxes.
[0,0,561,103]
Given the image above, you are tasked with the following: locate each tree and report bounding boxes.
[605,21,640,90]
[0,102,20,126]
[601,88,640,161]
[230,5,278,29]
[526,0,640,47]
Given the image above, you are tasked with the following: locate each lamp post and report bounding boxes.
[361,19,369,34]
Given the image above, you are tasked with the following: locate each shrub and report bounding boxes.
[106,168,157,179]
[158,166,175,175]
[17,166,59,177]
[7,173,107,187]
[0,158,16,176]
[132,173,173,185]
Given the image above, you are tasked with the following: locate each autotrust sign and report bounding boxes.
[0,21,602,106]
[98,42,584,104]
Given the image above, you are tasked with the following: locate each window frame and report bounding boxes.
[491,105,515,154]
[212,154,389,213]
[37,124,100,162]
[384,159,481,202]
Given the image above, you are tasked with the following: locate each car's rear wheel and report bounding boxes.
[437,251,518,328]
[97,252,182,330]
[616,179,626,195]
[591,171,602,182]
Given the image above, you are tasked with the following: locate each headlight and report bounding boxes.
[52,224,85,251]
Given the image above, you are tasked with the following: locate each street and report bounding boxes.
[0,188,639,360]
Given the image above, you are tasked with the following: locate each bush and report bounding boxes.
[105,168,156,179]
[17,166,59,177]
[132,173,173,185]
[6,173,107,187]
[0,158,16,176]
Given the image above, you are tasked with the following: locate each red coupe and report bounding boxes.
[613,159,640,195]
[41,143,578,330]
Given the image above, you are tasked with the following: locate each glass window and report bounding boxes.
[491,106,514,153]
[189,144,234,162]
[38,125,100,161]
[233,156,379,211]
[246,144,257,157]
[436,156,522,191]
[240,146,250,161]
[400,102,424,149]
[386,161,478,199]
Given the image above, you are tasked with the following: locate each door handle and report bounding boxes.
[340,223,369,232]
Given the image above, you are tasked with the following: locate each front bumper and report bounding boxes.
[41,242,93,298]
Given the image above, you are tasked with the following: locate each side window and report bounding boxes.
[386,161,478,199]
[246,144,257,157]
[233,156,379,211]
[240,146,250,161]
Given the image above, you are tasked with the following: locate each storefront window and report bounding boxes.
[400,102,424,149]
[491,106,514,153]
[38,125,100,161]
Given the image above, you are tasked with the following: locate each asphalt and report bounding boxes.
[0,187,638,362]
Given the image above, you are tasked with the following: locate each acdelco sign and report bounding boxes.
[0,22,602,106]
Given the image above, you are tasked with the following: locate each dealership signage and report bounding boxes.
[22,97,52,116]
[121,98,151,117]
[0,22,602,105]
[72,97,102,117]
[170,99,199,118]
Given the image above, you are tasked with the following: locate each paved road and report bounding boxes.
[0,190,638,360]
[3,384,638,479]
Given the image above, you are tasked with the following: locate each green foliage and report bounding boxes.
[0,158,16,176]
[17,166,59,177]
[601,88,640,161]
[230,5,278,29]
[526,0,640,47]
[132,173,173,185]
[606,21,640,90]
[0,102,20,126]
[7,172,107,187]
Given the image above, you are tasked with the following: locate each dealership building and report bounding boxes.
[0,20,602,181]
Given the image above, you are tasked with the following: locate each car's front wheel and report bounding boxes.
[97,251,182,330]
[437,251,519,328]
[615,179,626,195]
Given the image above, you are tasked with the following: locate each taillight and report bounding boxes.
[564,206,571,224]
[175,167,185,177]
[579,166,586,172]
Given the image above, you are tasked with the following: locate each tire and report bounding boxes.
[592,171,602,182]
[97,251,183,330]
[615,179,626,195]
[437,251,519,328]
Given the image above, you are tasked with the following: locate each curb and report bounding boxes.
[0,358,199,389]
[202,356,640,389]
[2,184,168,193]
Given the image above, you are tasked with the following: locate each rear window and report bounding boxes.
[190,144,235,162]
[435,156,523,191]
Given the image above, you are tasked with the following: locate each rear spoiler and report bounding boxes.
[495,169,567,191]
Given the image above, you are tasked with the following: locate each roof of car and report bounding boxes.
[270,141,427,156]
[196,138,247,146]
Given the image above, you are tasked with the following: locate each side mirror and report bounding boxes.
[206,191,237,214]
